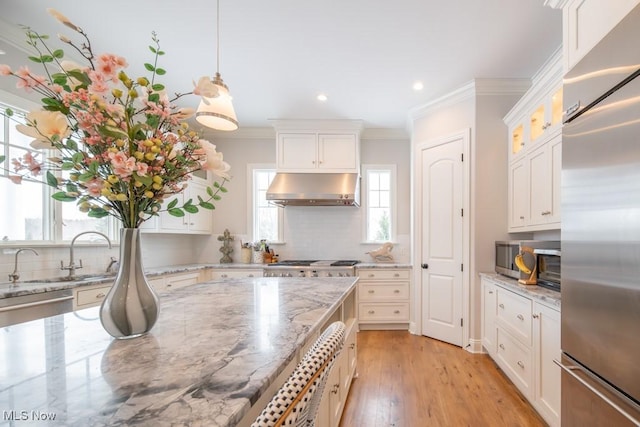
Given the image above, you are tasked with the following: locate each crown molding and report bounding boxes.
[543,0,570,9]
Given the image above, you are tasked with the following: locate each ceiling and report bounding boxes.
[0,0,562,133]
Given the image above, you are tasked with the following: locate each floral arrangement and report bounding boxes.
[0,9,230,228]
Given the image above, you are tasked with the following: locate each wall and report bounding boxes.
[410,79,528,348]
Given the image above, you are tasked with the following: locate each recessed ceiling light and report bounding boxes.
[317,93,328,102]
[0,50,5,55]
[413,81,424,91]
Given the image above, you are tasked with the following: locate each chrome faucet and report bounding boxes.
[61,231,112,279]
[9,248,39,284]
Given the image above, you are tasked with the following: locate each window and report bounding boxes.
[363,165,396,243]
[0,100,114,243]
[250,166,283,242]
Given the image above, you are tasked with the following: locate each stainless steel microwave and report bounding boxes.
[495,240,560,280]
[534,249,561,291]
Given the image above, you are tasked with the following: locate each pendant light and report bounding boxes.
[196,0,238,131]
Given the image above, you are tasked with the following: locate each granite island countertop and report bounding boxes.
[0,276,357,426]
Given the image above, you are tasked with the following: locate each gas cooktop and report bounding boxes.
[267,260,360,267]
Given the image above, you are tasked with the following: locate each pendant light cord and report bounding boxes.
[216,0,220,75]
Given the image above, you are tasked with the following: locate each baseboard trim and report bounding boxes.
[466,338,484,354]
[359,323,409,331]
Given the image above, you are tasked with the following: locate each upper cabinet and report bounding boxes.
[271,120,363,173]
[546,0,640,72]
[504,49,563,232]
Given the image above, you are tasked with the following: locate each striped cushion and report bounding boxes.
[252,321,346,427]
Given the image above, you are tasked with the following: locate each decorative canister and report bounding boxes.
[241,247,252,264]
[252,250,264,264]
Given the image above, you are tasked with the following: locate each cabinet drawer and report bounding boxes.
[359,302,409,322]
[359,282,409,301]
[497,288,532,346]
[75,285,111,309]
[211,270,263,279]
[358,269,410,280]
[496,327,533,399]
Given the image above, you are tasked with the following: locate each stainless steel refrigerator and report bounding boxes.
[561,4,640,426]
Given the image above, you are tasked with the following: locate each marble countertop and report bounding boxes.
[479,272,561,308]
[356,262,412,269]
[0,264,266,299]
[0,276,357,426]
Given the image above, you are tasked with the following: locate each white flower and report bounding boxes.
[193,76,219,99]
[199,140,231,180]
[47,8,81,32]
[16,110,71,149]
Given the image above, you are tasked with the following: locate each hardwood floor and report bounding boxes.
[340,330,546,427]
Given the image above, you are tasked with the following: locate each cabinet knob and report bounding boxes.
[368,310,375,314]
[221,274,228,278]
[532,313,540,319]
[517,314,525,321]
[368,290,375,294]
[499,303,505,309]
[499,343,505,350]
[96,293,105,299]
[331,384,339,394]
[421,263,429,269]
[517,361,525,369]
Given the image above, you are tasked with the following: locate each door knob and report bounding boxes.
[421,263,429,269]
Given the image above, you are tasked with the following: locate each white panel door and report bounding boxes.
[420,137,464,346]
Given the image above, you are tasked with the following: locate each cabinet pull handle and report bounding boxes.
[96,293,105,299]
[349,343,355,349]
[519,215,525,220]
[221,274,228,278]
[166,283,172,287]
[517,314,524,321]
[394,310,400,314]
[499,343,505,350]
[532,313,540,319]
[394,289,400,293]
[368,310,375,314]
[517,361,525,369]
[499,303,505,309]
[394,273,400,277]
[248,274,254,277]
[331,384,339,394]
[368,274,375,278]
[488,291,494,294]
[368,290,375,294]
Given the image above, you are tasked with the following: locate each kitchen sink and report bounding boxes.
[24,274,116,283]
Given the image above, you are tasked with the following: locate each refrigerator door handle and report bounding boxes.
[554,359,640,425]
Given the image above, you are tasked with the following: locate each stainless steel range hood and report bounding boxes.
[266,173,360,207]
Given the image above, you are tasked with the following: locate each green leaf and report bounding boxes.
[61,162,74,170]
[98,125,128,139]
[71,152,84,164]
[41,55,54,63]
[133,173,152,187]
[206,186,214,196]
[65,182,78,193]
[52,49,64,59]
[88,208,109,218]
[67,70,91,85]
[184,204,198,214]
[146,115,159,128]
[213,181,220,188]
[148,93,160,103]
[46,171,58,187]
[4,108,13,117]
[213,194,222,201]
[28,55,43,63]
[78,171,94,182]
[168,208,185,217]
[155,68,166,75]
[66,139,78,150]
[157,50,165,56]
[151,83,164,91]
[200,201,214,210]
[0,155,5,164]
[219,186,228,193]
[149,46,157,54]
[167,198,178,209]
[52,191,77,202]
[144,63,155,72]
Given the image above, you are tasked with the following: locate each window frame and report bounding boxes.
[362,164,397,244]
[0,92,118,246]
[247,164,284,244]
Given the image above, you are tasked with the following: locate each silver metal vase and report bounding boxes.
[100,228,159,339]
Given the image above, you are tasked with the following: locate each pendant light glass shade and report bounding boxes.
[195,0,238,131]
[196,73,238,131]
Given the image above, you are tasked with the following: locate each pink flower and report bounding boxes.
[96,53,127,82]
[85,178,104,196]
[22,152,42,176]
[87,70,109,94]
[108,151,137,178]
[198,139,231,180]
[8,175,23,184]
[136,162,149,176]
[0,64,11,76]
[193,76,219,98]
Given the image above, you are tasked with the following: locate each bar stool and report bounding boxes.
[251,321,346,427]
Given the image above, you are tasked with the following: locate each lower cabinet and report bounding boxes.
[150,271,202,293]
[73,283,112,310]
[481,276,561,427]
[356,268,411,329]
[209,268,264,280]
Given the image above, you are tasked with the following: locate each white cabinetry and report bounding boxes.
[271,120,363,173]
[150,271,202,293]
[73,283,112,310]
[481,276,560,427]
[357,268,410,329]
[504,49,563,232]
[141,180,213,234]
[551,0,640,72]
[209,268,263,280]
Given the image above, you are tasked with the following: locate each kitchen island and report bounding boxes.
[0,277,358,426]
